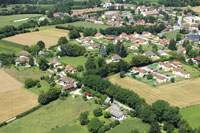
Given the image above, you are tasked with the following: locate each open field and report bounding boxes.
[191,6,200,13]
[0,69,38,122]
[163,30,185,40]
[59,21,110,30]
[0,96,97,133]
[0,40,24,54]
[108,118,150,133]
[109,74,200,108]
[0,14,42,27]
[59,56,87,67]
[3,29,69,48]
[180,105,200,129]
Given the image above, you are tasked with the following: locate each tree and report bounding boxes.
[87,117,103,133]
[168,39,177,50]
[93,108,103,117]
[37,41,45,50]
[24,78,37,88]
[147,73,153,80]
[77,65,84,72]
[131,129,139,133]
[170,78,175,83]
[85,57,96,70]
[58,37,68,45]
[178,120,193,133]
[104,112,111,118]
[79,111,89,125]
[149,122,161,133]
[163,107,181,127]
[38,91,48,105]
[140,105,156,123]
[138,45,143,54]
[176,34,181,41]
[120,44,127,57]
[99,45,107,57]
[69,29,80,39]
[188,59,193,65]
[29,56,34,66]
[38,57,49,71]
[163,122,175,133]
[120,71,126,78]
[131,55,152,67]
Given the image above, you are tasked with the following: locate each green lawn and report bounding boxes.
[59,56,87,67]
[163,30,185,40]
[108,118,150,133]
[59,21,110,31]
[29,80,50,95]
[0,14,42,27]
[0,96,98,133]
[180,105,200,129]
[0,40,24,54]
[123,54,133,63]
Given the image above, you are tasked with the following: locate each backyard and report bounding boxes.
[58,56,87,67]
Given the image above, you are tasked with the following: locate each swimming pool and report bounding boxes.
[82,43,90,46]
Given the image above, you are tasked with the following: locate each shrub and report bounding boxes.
[170,78,175,83]
[120,71,126,78]
[93,108,103,117]
[24,78,38,89]
[82,95,87,101]
[104,112,111,118]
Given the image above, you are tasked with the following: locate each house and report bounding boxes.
[139,38,148,45]
[171,61,182,68]
[84,92,92,97]
[194,57,200,62]
[131,67,139,73]
[120,32,129,40]
[130,43,140,50]
[107,105,127,121]
[111,54,122,62]
[142,11,159,17]
[88,44,100,49]
[115,37,123,44]
[53,12,64,17]
[177,46,186,54]
[104,97,111,104]
[138,68,147,77]
[65,65,76,73]
[158,62,173,71]
[19,51,30,57]
[173,68,190,78]
[15,57,30,66]
[49,59,62,68]
[184,34,200,42]
[38,51,45,56]
[60,76,76,91]
[151,73,166,84]
[81,37,93,43]
[144,51,158,59]
[105,36,115,40]
[173,23,180,30]
[158,50,168,56]
[94,33,104,39]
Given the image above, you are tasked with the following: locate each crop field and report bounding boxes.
[0,96,97,133]
[0,40,24,54]
[3,29,69,48]
[191,6,200,13]
[59,21,110,30]
[109,74,200,108]
[0,14,42,27]
[0,69,38,122]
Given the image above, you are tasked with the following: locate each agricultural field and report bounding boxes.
[0,96,98,133]
[0,69,38,122]
[180,105,200,129]
[109,74,200,108]
[108,118,150,133]
[59,21,110,30]
[0,40,24,54]
[0,14,42,27]
[3,28,69,48]
[191,6,200,13]
[59,56,87,67]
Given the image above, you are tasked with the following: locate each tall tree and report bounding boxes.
[85,57,96,70]
[168,39,177,50]
[99,45,107,57]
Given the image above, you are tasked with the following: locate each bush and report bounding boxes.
[79,111,89,125]
[170,78,175,83]
[104,124,111,131]
[120,71,126,78]
[0,122,7,128]
[93,108,103,117]
[24,78,38,89]
[16,105,42,119]
[76,82,82,88]
[37,82,41,88]
[104,112,111,118]
[82,95,87,101]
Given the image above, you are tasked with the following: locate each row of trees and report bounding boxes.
[158,0,200,7]
[106,43,128,58]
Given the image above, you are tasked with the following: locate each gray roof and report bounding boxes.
[112,54,122,60]
[107,105,123,118]
[104,97,111,104]
[38,51,45,55]
[158,49,164,54]
[144,51,156,56]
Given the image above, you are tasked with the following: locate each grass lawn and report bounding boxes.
[123,54,133,63]
[59,56,87,67]
[59,21,110,31]
[0,14,42,27]
[163,30,185,40]
[180,105,200,129]
[0,40,24,54]
[108,118,150,133]
[0,96,98,133]
[29,80,50,95]
[3,66,48,83]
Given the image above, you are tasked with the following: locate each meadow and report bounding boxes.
[0,14,42,27]
[180,105,200,129]
[0,40,24,54]
[0,69,38,122]
[109,74,200,108]
[0,96,98,133]
[59,21,110,30]
[163,30,185,40]
[191,6,200,13]
[59,56,87,67]
[3,28,69,48]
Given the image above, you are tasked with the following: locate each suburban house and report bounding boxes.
[173,23,180,30]
[142,10,159,16]
[84,92,92,97]
[158,50,168,56]
[130,43,140,50]
[104,97,111,105]
[152,72,167,84]
[177,46,186,54]
[65,65,76,73]
[81,37,93,44]
[15,57,30,66]
[19,51,30,58]
[194,57,200,62]
[158,62,173,71]
[88,44,100,50]
[138,68,147,77]
[173,68,190,78]
[120,32,129,40]
[49,59,62,68]
[107,105,127,121]
[114,37,123,44]
[144,51,158,59]
[111,54,122,62]
[94,33,104,39]
[60,76,77,91]
[38,51,45,56]
[171,61,182,68]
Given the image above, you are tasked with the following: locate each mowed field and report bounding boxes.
[0,69,38,122]
[191,6,200,13]
[3,28,69,48]
[109,74,200,108]
[0,40,24,54]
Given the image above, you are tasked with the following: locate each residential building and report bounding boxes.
[107,105,127,121]
[65,65,76,73]
[94,33,104,39]
[88,44,100,50]
[144,51,158,59]
[111,54,122,62]
[173,68,190,78]
[171,61,182,68]
[49,59,62,68]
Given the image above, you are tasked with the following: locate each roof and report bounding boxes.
[112,54,122,60]
[107,105,123,118]
[144,51,156,56]
[95,33,103,37]
[60,76,75,83]
[172,61,182,66]
[152,73,165,80]
[143,11,159,15]
[19,51,30,56]
[62,84,74,91]
[65,65,76,71]
[89,44,100,48]
[132,43,140,47]
[104,97,111,104]
[105,36,114,40]
[138,68,146,74]
[173,68,189,75]
[194,57,200,61]
[120,32,128,37]
[50,59,58,64]
[84,92,92,96]
[15,57,30,62]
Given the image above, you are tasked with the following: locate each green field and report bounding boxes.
[0,14,42,27]
[29,80,50,95]
[180,105,200,129]
[0,96,98,133]
[163,30,185,40]
[0,40,24,54]
[59,56,87,67]
[108,118,150,133]
[59,21,110,30]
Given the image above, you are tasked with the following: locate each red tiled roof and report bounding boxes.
[62,84,74,91]
[194,57,200,61]
[84,92,92,96]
